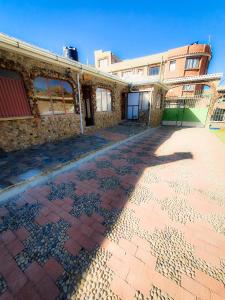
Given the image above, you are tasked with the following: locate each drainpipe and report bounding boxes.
[148,89,153,127]
[160,56,163,82]
[77,72,84,134]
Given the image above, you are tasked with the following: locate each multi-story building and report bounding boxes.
[94,43,213,97]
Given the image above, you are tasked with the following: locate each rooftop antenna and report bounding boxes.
[208,35,211,46]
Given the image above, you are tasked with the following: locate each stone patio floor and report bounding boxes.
[0,127,225,300]
[0,124,146,191]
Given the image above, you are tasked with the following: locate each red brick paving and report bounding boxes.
[1,128,225,299]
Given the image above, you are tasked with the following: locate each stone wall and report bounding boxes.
[0,114,81,152]
[80,75,127,130]
[0,49,126,152]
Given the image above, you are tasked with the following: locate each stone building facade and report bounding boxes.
[0,35,128,152]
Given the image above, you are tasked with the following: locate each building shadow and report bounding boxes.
[0,126,194,299]
[52,127,193,299]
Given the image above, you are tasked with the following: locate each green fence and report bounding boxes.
[162,97,210,127]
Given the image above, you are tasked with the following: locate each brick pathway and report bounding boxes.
[0,127,225,300]
[0,124,145,190]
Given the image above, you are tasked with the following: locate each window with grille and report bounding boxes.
[149,66,160,76]
[33,77,74,115]
[185,58,200,69]
[96,88,112,112]
[211,108,225,122]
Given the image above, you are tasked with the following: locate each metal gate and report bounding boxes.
[162,95,211,127]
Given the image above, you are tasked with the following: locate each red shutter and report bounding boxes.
[0,76,31,118]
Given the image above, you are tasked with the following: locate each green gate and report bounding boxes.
[162,96,211,127]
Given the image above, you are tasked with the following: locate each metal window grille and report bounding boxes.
[211,108,225,122]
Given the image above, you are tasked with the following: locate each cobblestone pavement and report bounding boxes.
[0,127,225,300]
[0,124,146,191]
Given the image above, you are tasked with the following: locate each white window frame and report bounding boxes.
[96,88,112,112]
[149,66,160,76]
[169,60,176,71]
[185,58,200,69]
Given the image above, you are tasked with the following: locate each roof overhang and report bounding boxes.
[164,73,223,85]
[0,33,128,86]
[127,78,169,90]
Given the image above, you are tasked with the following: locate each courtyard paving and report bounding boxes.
[0,124,146,191]
[0,127,225,300]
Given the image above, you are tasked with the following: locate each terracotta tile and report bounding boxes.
[43,258,64,281]
[0,292,14,300]
[0,253,18,277]
[80,223,94,237]
[135,247,157,267]
[25,262,46,284]
[16,281,41,300]
[46,212,60,223]
[35,215,49,226]
[101,238,126,258]
[6,238,24,256]
[15,228,29,241]
[1,230,16,245]
[195,270,225,298]
[181,274,210,300]
[90,231,105,245]
[118,238,137,255]
[64,239,82,256]
[107,256,129,280]
[6,268,27,295]
[36,275,59,300]
[77,234,96,251]
[110,275,136,300]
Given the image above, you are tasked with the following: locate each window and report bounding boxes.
[139,92,149,111]
[137,69,144,76]
[185,58,200,69]
[183,84,195,91]
[0,69,31,118]
[96,88,112,112]
[33,77,74,115]
[169,60,176,71]
[99,58,108,68]
[149,66,160,76]
[211,108,225,122]
[122,70,133,78]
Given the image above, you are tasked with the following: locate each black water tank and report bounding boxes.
[63,46,79,62]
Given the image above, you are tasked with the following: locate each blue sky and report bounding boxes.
[0,0,225,82]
